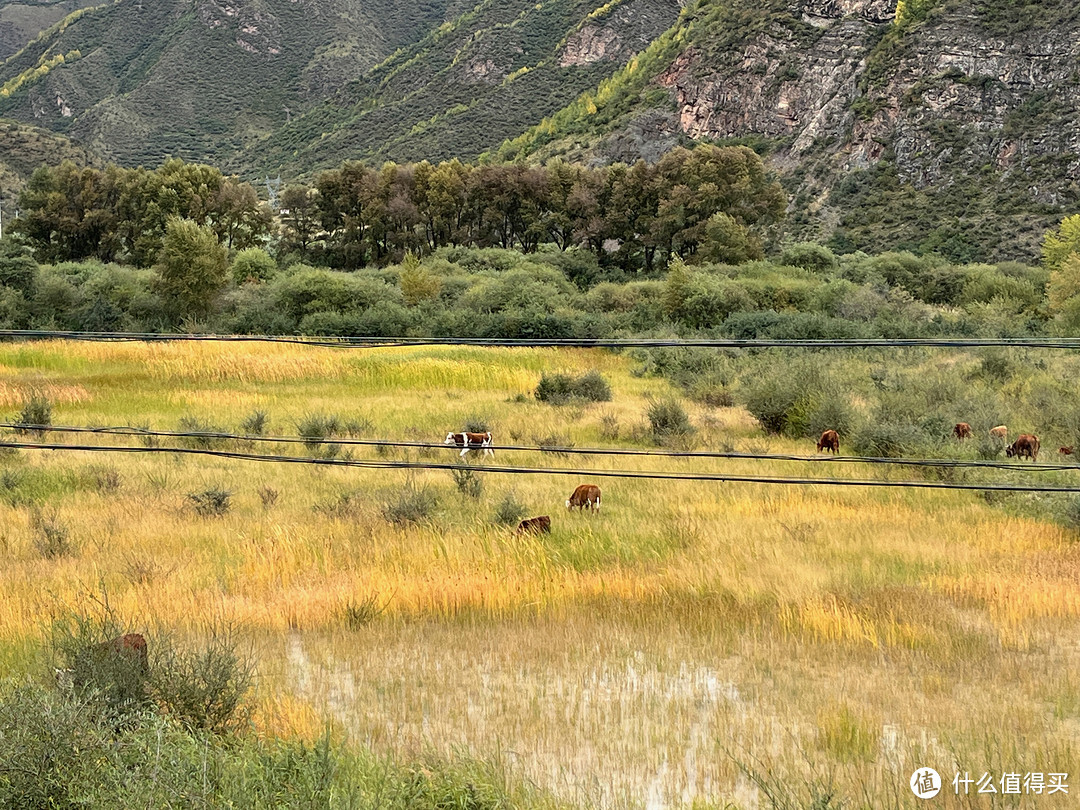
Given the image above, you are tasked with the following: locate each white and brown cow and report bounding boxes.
[566,484,601,511]
[444,431,495,459]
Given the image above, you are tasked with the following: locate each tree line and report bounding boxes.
[14,145,785,273]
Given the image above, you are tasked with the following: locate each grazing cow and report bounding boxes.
[953,422,973,440]
[989,425,1008,441]
[816,429,840,454]
[1060,446,1075,456]
[516,515,552,535]
[57,632,150,690]
[444,431,495,459]
[566,484,601,511]
[99,633,150,674]
[1006,433,1040,462]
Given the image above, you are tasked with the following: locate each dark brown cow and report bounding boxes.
[816,429,840,454]
[1060,446,1074,456]
[516,515,552,535]
[1006,434,1040,462]
[566,484,601,511]
[99,633,149,674]
[953,422,973,440]
[444,431,494,459]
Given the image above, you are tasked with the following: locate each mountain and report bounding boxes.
[0,0,681,177]
[0,117,91,198]
[0,0,99,61]
[496,0,1080,261]
[2,0,1079,262]
[0,0,473,168]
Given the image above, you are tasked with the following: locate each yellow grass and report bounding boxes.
[1,340,1079,807]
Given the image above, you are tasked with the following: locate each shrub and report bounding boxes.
[87,466,122,494]
[599,412,620,440]
[647,398,694,443]
[50,610,149,723]
[177,416,226,449]
[188,487,231,517]
[450,466,483,498]
[258,486,279,509]
[780,242,839,273]
[382,486,438,526]
[15,394,52,438]
[31,507,74,559]
[340,594,386,629]
[535,370,612,404]
[850,422,924,458]
[239,409,269,436]
[230,247,277,284]
[151,624,253,734]
[534,433,575,457]
[297,412,341,455]
[493,492,528,526]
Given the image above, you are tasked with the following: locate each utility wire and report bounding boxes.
[5,440,1080,492]
[2,330,1080,350]
[0,423,1071,472]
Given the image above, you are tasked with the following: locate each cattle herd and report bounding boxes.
[821,423,1048,461]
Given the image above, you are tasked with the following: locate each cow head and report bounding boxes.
[565,498,572,509]
[1005,442,1017,458]
[444,432,456,445]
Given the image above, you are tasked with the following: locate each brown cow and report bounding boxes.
[989,425,1008,441]
[444,431,494,459]
[1006,434,1040,461]
[516,515,552,535]
[1060,446,1075,456]
[99,633,149,674]
[566,484,601,511]
[816,429,840,454]
[57,632,150,690]
[953,422,973,440]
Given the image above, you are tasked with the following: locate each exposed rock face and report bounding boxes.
[196,0,284,56]
[644,0,1080,257]
[558,0,681,68]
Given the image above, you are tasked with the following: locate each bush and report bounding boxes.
[239,409,269,436]
[340,593,386,629]
[850,422,924,458]
[30,507,74,559]
[177,416,227,449]
[50,611,150,723]
[15,394,52,438]
[493,492,528,526]
[230,247,277,284]
[297,412,341,455]
[382,485,438,526]
[647,398,694,443]
[535,370,612,404]
[188,487,231,517]
[451,465,483,498]
[780,242,839,273]
[151,624,253,734]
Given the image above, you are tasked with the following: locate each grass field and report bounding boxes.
[1,340,1079,808]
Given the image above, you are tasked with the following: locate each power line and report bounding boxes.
[1,423,1072,472]
[2,330,1080,350]
[5,440,1080,492]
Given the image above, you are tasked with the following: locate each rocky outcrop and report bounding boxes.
[558,0,681,67]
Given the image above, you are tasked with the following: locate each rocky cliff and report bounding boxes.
[513,0,1080,261]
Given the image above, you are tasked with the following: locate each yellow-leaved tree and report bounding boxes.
[1043,215,1080,333]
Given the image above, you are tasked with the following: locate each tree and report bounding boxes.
[154,218,229,322]
[0,237,38,296]
[696,213,763,265]
[1042,214,1080,273]
[230,247,277,284]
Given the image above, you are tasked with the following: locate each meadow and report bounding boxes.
[2,339,1080,808]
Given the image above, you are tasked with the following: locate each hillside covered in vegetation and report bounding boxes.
[3,0,1080,262]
